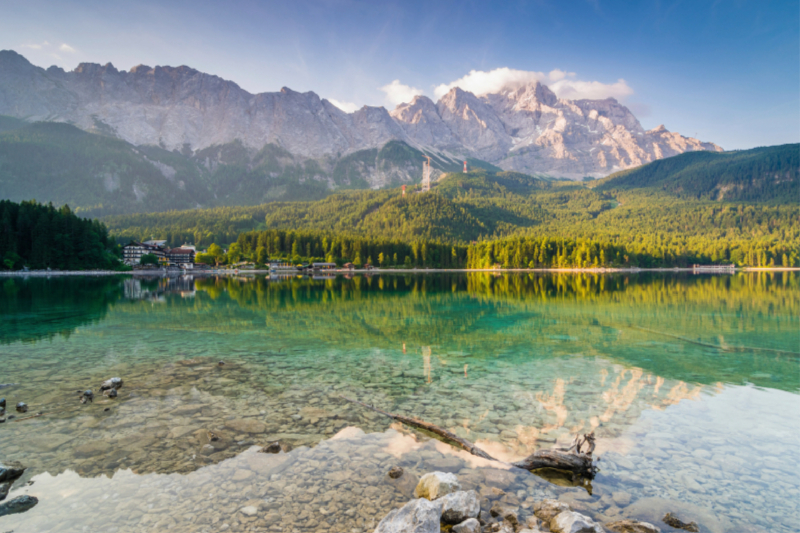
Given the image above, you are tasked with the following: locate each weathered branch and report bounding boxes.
[340,395,494,460]
[340,396,596,478]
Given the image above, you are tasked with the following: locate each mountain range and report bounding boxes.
[0,49,721,182]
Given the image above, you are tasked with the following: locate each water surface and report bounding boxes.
[0,272,798,533]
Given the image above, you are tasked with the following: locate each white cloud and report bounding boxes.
[328,99,360,113]
[19,41,77,57]
[379,80,424,107]
[433,67,633,101]
[20,41,50,50]
[549,78,633,101]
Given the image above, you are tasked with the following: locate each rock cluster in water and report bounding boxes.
[375,471,662,533]
[0,355,793,532]
[0,461,37,517]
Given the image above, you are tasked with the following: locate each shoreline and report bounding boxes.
[1,266,797,277]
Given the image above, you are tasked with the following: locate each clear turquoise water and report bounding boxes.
[0,272,798,533]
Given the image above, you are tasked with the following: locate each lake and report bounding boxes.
[0,272,798,533]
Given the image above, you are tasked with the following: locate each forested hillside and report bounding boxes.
[0,117,479,216]
[1,116,796,270]
[0,121,213,216]
[105,166,799,267]
[597,144,798,202]
[0,200,122,270]
[104,172,585,245]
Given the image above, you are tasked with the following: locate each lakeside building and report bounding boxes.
[166,247,196,269]
[122,242,167,266]
[122,241,196,268]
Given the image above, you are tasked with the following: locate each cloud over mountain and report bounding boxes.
[379,79,424,107]
[328,99,359,113]
[433,67,633,101]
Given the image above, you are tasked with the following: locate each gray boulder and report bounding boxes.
[0,462,25,484]
[100,377,123,390]
[490,501,520,527]
[534,499,571,521]
[0,495,38,517]
[440,490,480,524]
[551,510,605,533]
[605,519,660,533]
[414,471,460,500]
[259,442,281,454]
[388,466,404,479]
[453,518,481,533]
[374,498,442,533]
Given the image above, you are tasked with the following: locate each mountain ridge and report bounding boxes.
[0,49,721,180]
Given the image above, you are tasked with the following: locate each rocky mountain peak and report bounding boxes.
[0,50,723,179]
[505,81,558,108]
[0,49,37,73]
[74,62,119,76]
[390,95,438,123]
[438,86,479,108]
[129,64,153,74]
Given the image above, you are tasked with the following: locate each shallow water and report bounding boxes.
[0,272,798,532]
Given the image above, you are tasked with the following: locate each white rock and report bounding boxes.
[452,518,481,533]
[374,498,442,533]
[439,490,480,524]
[414,471,461,500]
[550,510,605,533]
[239,505,258,516]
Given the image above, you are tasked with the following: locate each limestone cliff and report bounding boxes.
[0,50,721,181]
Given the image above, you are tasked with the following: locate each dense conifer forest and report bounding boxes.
[0,200,122,270]
[200,226,797,269]
[596,143,799,202]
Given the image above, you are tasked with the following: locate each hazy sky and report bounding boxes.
[2,0,797,149]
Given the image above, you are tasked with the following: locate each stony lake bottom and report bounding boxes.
[0,272,797,533]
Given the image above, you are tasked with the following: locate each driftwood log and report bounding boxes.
[341,396,597,479]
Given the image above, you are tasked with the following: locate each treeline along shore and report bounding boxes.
[0,200,125,272]
[1,199,798,273]
[194,228,797,270]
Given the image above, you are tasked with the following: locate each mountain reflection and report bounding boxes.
[3,272,798,391]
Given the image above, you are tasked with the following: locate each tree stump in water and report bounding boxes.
[340,396,598,481]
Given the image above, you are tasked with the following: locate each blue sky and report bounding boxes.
[1,0,797,149]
